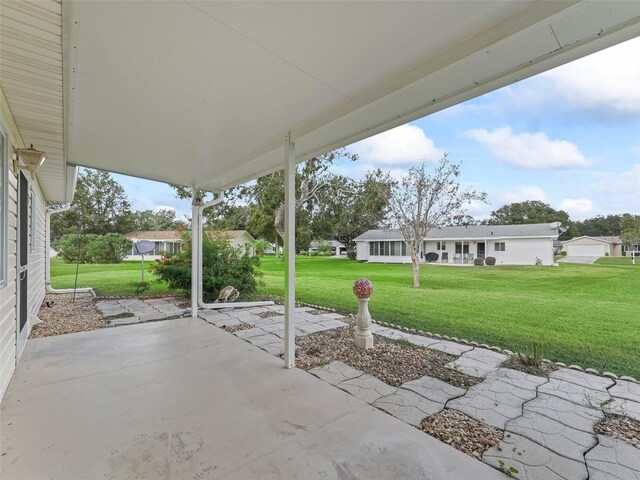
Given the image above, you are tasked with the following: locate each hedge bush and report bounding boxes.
[346,248,357,260]
[54,233,131,264]
[150,231,262,302]
[474,257,484,266]
[485,256,496,266]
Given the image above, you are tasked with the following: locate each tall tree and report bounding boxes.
[573,214,625,237]
[389,155,487,288]
[51,169,133,239]
[487,200,577,239]
[129,208,186,231]
[313,169,392,251]
[620,215,640,264]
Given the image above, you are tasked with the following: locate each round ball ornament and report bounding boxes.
[353,278,374,299]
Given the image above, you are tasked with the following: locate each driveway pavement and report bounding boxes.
[558,256,601,264]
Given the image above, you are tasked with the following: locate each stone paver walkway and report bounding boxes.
[204,306,640,480]
[96,297,189,324]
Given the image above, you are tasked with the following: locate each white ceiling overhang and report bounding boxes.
[0,0,75,202]
[61,2,640,191]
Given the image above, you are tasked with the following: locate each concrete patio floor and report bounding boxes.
[1,317,506,479]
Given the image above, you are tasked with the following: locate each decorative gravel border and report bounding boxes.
[419,409,503,461]
[296,327,481,388]
[594,414,640,449]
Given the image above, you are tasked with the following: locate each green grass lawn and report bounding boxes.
[595,256,639,266]
[259,257,640,379]
[50,258,181,297]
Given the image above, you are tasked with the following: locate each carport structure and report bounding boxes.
[57,1,640,369]
[2,1,640,476]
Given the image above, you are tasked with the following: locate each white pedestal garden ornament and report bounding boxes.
[353,278,374,349]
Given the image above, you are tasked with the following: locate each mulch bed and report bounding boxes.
[223,323,255,333]
[502,356,559,377]
[419,409,503,460]
[594,414,640,449]
[296,327,480,388]
[31,293,107,338]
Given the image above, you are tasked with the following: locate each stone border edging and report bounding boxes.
[368,318,639,385]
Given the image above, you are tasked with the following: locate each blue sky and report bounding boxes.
[115,37,640,222]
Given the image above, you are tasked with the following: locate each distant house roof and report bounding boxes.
[125,230,253,241]
[562,235,622,245]
[354,223,561,242]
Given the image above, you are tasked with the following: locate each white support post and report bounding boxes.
[284,133,296,368]
[191,195,200,318]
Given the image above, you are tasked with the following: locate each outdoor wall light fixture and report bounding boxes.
[14,144,47,173]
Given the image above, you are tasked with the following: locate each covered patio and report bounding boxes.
[1,315,503,479]
[2,1,640,478]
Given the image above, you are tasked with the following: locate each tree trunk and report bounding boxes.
[412,254,420,288]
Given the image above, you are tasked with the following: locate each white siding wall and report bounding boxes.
[356,242,369,261]
[358,237,554,266]
[491,238,554,265]
[0,95,49,400]
[0,158,18,399]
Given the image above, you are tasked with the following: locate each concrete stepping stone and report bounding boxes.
[310,361,363,386]
[525,393,603,432]
[109,316,141,326]
[374,388,445,426]
[401,375,466,405]
[604,398,640,422]
[202,316,243,328]
[233,327,268,339]
[536,369,613,408]
[446,348,509,378]
[338,373,398,404]
[609,379,640,403]
[585,435,640,480]
[506,410,598,462]
[483,432,588,480]
[244,332,282,348]
[427,339,474,356]
[448,368,545,429]
[550,368,615,391]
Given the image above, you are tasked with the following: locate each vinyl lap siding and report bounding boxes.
[0,165,18,399]
[27,182,46,323]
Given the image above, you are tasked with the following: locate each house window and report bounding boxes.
[30,189,37,252]
[370,241,406,256]
[455,242,469,254]
[436,241,447,251]
[494,242,506,252]
[0,128,6,288]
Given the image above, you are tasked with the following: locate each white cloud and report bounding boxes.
[493,185,549,206]
[155,205,176,213]
[500,38,640,117]
[594,164,640,213]
[464,126,588,170]
[541,38,640,115]
[557,198,594,217]
[350,124,444,165]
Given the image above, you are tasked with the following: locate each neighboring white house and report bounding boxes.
[309,240,347,256]
[124,230,257,259]
[562,236,624,257]
[355,223,561,266]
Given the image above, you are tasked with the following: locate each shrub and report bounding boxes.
[485,256,496,266]
[605,252,610,257]
[54,233,131,264]
[150,231,262,302]
[86,233,132,263]
[309,251,319,257]
[299,251,309,256]
[560,251,567,256]
[317,240,332,256]
[474,257,484,266]
[346,248,357,260]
